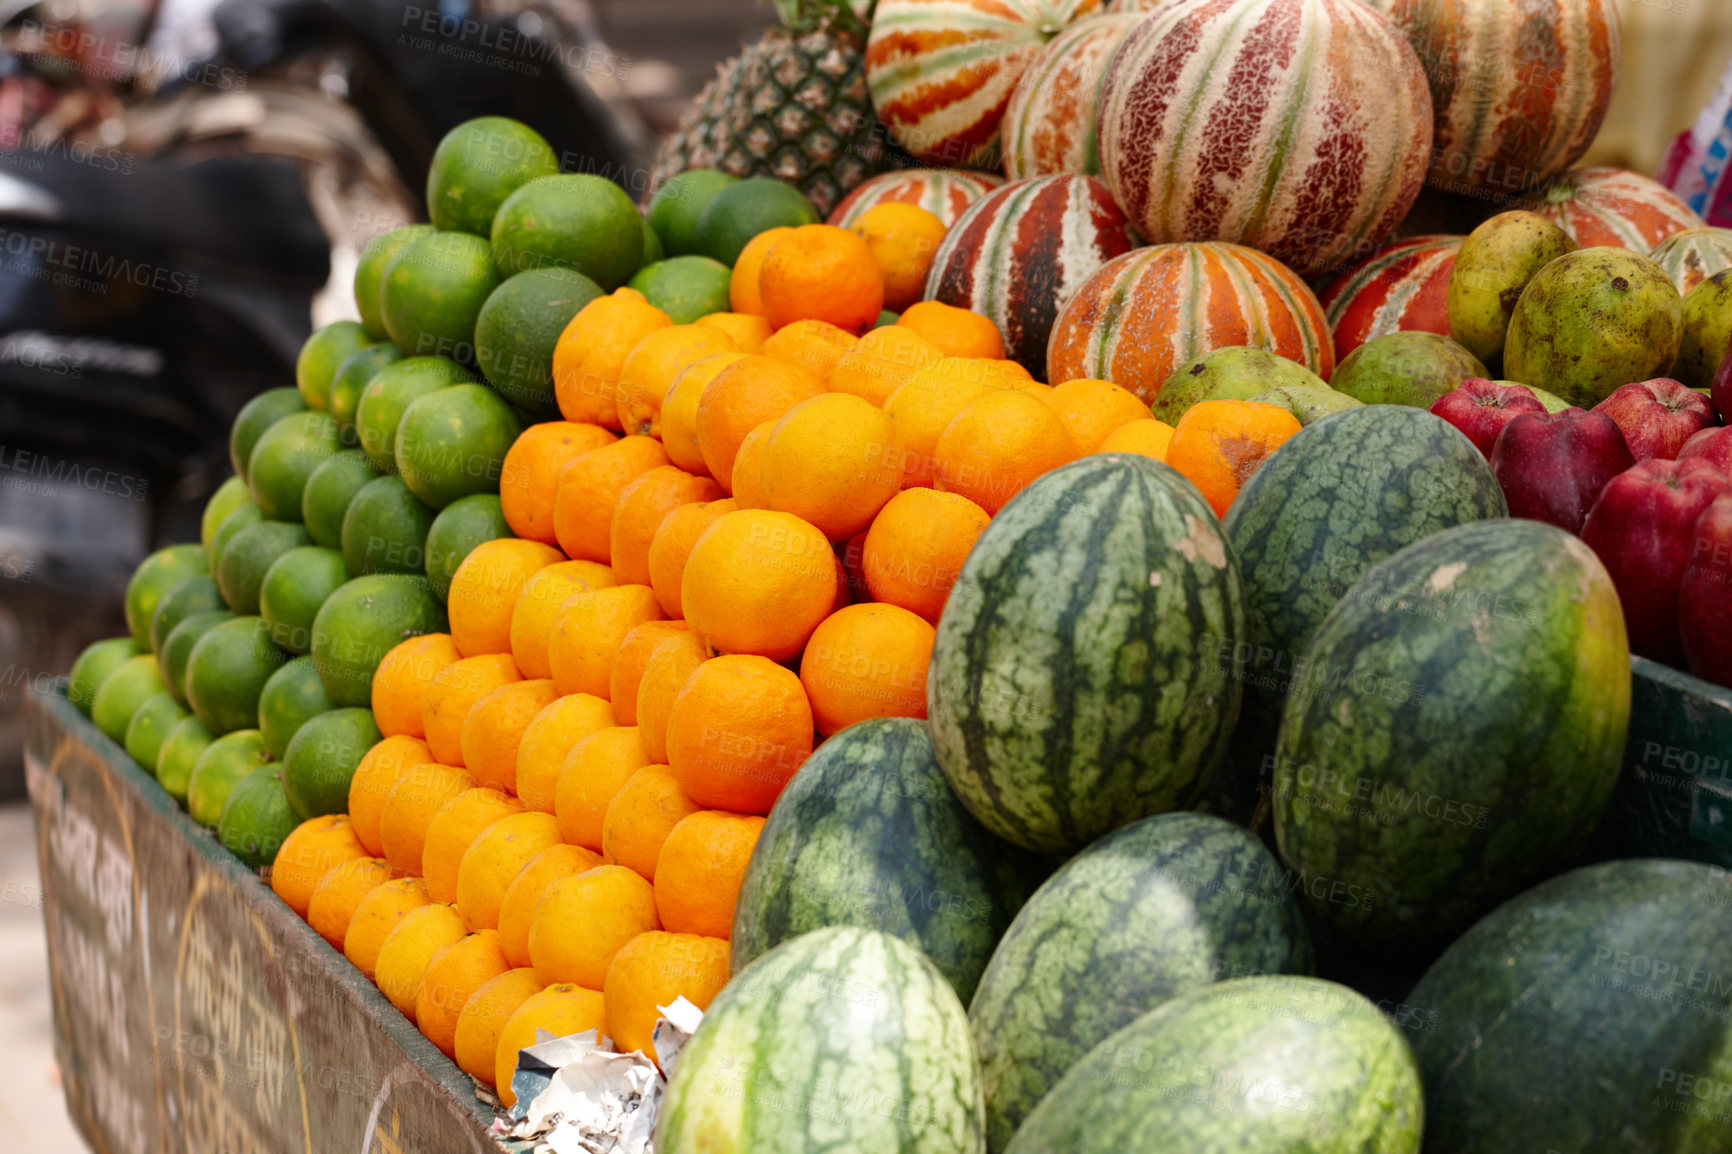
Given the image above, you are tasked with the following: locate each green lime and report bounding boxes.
[642,217,664,265]
[874,309,899,329]
[301,449,380,549]
[217,767,300,868]
[294,324,371,412]
[248,411,343,521]
[161,610,233,707]
[282,707,382,820]
[329,342,403,428]
[356,225,435,340]
[201,477,253,551]
[91,654,166,742]
[647,170,739,257]
[149,574,224,656]
[394,384,522,509]
[67,636,138,716]
[217,521,312,615]
[156,716,215,804]
[187,730,273,828]
[231,387,309,479]
[695,178,820,266]
[475,268,603,416]
[125,544,208,650]
[311,573,447,706]
[628,256,733,325]
[490,174,643,288]
[185,616,290,735]
[342,476,436,575]
[258,655,337,759]
[424,493,510,603]
[356,357,476,471]
[381,230,500,362]
[125,691,190,774]
[427,116,559,236]
[259,546,350,655]
[207,503,264,580]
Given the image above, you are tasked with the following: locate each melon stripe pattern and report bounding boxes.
[1317,235,1463,363]
[827,167,1007,228]
[1046,242,1334,403]
[1096,0,1433,276]
[1528,167,1706,251]
[999,14,1141,179]
[866,0,1102,168]
[924,175,1141,378]
[1649,227,1732,295]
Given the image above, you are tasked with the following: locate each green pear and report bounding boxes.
[1329,332,1488,408]
[1676,271,1732,391]
[1447,211,1576,363]
[1151,346,1328,424]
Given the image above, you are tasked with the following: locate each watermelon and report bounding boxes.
[730,717,1040,1002]
[827,168,1006,229]
[656,926,985,1154]
[1095,0,1433,277]
[999,14,1141,179]
[1004,976,1423,1154]
[924,175,1140,379]
[1317,235,1463,364]
[1272,519,1631,958]
[1651,226,1732,295]
[1409,859,1732,1152]
[969,813,1314,1150]
[927,454,1246,854]
[1528,167,1706,252]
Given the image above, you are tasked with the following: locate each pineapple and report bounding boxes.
[649,0,909,218]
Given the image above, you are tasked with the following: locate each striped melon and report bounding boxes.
[1317,235,1463,364]
[999,14,1141,179]
[1369,0,1621,196]
[927,454,1246,854]
[866,0,1103,168]
[1650,226,1732,295]
[1527,166,1706,251]
[1096,0,1433,276]
[827,167,1007,228]
[1046,242,1335,404]
[924,175,1141,378]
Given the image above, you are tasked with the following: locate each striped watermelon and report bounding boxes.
[1369,0,1621,196]
[999,14,1141,179]
[924,175,1141,378]
[1046,242,1335,403]
[866,0,1103,168]
[1650,226,1732,295]
[827,167,1007,228]
[1527,167,1706,251]
[1096,0,1433,276]
[927,455,1246,854]
[1317,234,1463,363]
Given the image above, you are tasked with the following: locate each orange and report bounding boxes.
[635,633,710,763]
[272,815,368,918]
[455,811,564,931]
[615,324,737,438]
[760,393,904,540]
[680,509,840,661]
[1010,376,1053,400]
[695,312,772,353]
[610,467,727,586]
[882,360,1003,488]
[460,678,559,793]
[759,225,884,334]
[609,621,690,726]
[994,359,1036,382]
[508,560,620,680]
[379,762,476,876]
[343,875,430,981]
[1164,400,1302,518]
[1043,378,1155,454]
[416,929,512,1057]
[602,931,729,1067]
[1098,418,1176,461]
[306,855,393,949]
[448,539,564,658]
[513,693,617,813]
[646,498,738,618]
[552,287,671,429]
[552,436,672,564]
[935,389,1076,514]
[547,584,667,699]
[660,353,745,476]
[849,203,947,312]
[495,984,608,1107]
[828,323,944,407]
[601,766,701,881]
[375,901,469,1021]
[454,967,543,1086]
[423,652,523,765]
[500,422,620,544]
[728,421,776,510]
[528,865,660,987]
[653,811,764,939]
[694,355,824,488]
[372,633,462,740]
[728,227,791,316]
[665,655,813,815]
[498,843,603,967]
[422,787,523,903]
[862,488,990,624]
[554,727,651,851]
[897,300,1006,359]
[761,319,859,385]
[800,603,935,735]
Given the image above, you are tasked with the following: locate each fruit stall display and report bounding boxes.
[31,0,1732,1151]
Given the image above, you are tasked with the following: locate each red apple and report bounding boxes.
[1490,410,1636,535]
[1582,458,1729,666]
[1679,427,1732,475]
[1429,378,1548,458]
[1590,378,1717,462]
[1711,331,1732,422]
[1681,492,1732,686]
